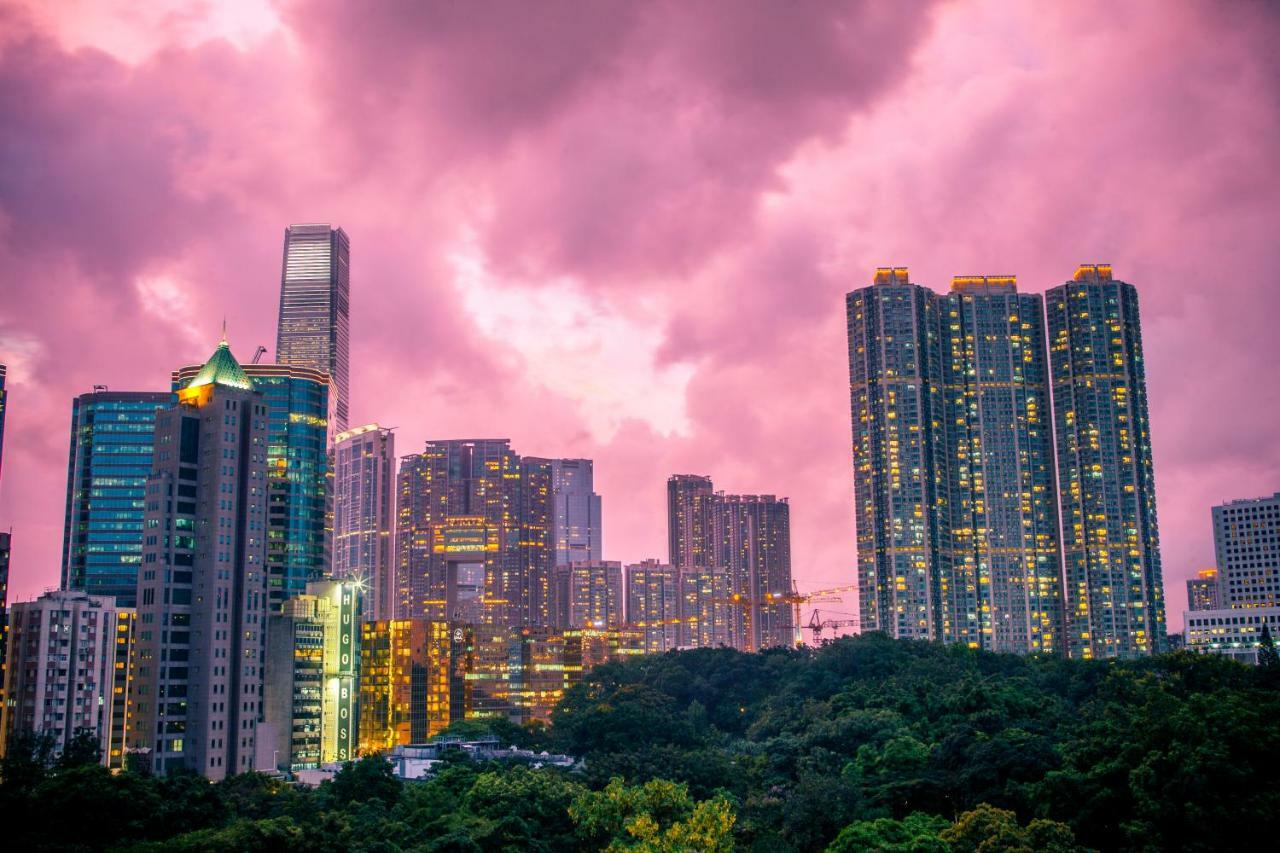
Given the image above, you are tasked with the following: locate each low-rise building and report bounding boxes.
[1,590,133,767]
[262,580,361,770]
[1184,606,1280,664]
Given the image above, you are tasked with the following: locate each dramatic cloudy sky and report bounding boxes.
[2,0,1278,628]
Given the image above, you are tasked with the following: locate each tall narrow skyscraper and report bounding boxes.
[0,363,7,484]
[550,459,602,566]
[276,223,350,433]
[131,337,269,778]
[941,276,1063,655]
[846,268,947,642]
[1048,264,1165,659]
[332,424,396,621]
[60,390,170,607]
[172,362,329,612]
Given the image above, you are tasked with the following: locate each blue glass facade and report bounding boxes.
[61,392,170,607]
[173,363,330,611]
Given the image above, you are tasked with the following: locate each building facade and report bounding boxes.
[550,459,602,566]
[846,268,948,642]
[276,223,351,434]
[0,363,7,482]
[940,276,1063,654]
[712,494,793,651]
[668,474,715,571]
[1048,265,1165,658]
[551,560,623,630]
[1187,568,1221,612]
[173,362,329,612]
[1213,493,1279,609]
[665,475,794,651]
[1,590,133,768]
[332,424,396,621]
[130,339,269,778]
[263,580,360,770]
[358,619,460,751]
[60,391,170,607]
[396,440,552,627]
[1185,607,1280,665]
[625,560,680,653]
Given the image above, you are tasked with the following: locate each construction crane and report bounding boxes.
[723,583,858,647]
[252,346,268,364]
[806,609,858,644]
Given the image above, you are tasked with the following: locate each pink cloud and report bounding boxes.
[1,0,1277,634]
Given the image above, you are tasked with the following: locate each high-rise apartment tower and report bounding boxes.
[1048,265,1165,658]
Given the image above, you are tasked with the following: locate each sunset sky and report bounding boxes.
[1,0,1278,627]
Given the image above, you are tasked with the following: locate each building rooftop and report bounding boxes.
[951,275,1017,294]
[184,336,255,393]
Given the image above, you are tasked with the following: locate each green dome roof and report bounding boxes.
[186,339,254,392]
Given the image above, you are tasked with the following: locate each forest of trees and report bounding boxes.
[3,634,1279,852]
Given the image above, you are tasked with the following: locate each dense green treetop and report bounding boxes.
[2,635,1276,851]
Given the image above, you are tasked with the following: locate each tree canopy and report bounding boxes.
[2,634,1276,851]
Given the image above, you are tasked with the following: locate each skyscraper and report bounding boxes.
[332,424,396,621]
[0,532,9,710]
[397,440,552,627]
[713,494,793,650]
[1048,264,1165,658]
[172,361,329,612]
[0,363,7,484]
[130,337,269,778]
[1,590,133,768]
[848,268,1068,655]
[276,223,350,433]
[667,474,714,570]
[60,391,170,607]
[941,276,1063,654]
[665,475,794,651]
[846,268,947,642]
[550,459,602,565]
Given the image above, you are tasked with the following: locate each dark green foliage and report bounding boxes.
[0,636,1275,851]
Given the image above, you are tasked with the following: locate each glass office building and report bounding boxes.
[61,391,170,607]
[276,224,350,434]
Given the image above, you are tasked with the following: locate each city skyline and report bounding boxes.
[3,1,1280,631]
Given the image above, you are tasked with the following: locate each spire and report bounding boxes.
[221,317,228,345]
[184,334,255,393]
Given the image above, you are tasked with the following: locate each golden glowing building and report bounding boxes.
[396,441,553,627]
[1187,568,1221,612]
[358,620,459,752]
